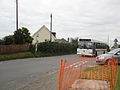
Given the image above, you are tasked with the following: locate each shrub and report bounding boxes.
[31,42,77,54]
[96,44,108,49]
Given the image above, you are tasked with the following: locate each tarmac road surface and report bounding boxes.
[0,54,77,90]
[17,56,98,90]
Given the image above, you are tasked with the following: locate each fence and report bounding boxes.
[58,56,118,90]
[0,44,30,54]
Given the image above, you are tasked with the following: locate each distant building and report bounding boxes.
[55,38,69,43]
[32,25,56,44]
[114,38,118,48]
[111,38,118,49]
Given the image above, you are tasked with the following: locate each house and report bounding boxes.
[32,25,56,44]
[55,38,69,43]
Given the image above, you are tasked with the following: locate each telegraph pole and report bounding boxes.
[50,14,52,42]
[16,0,18,31]
[107,35,109,46]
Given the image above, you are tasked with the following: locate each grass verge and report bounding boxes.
[34,52,76,57]
[80,66,113,81]
[115,66,120,90]
[0,52,34,61]
[0,51,76,61]
[81,65,120,90]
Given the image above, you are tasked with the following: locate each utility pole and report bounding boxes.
[16,0,18,31]
[50,14,52,42]
[107,35,109,46]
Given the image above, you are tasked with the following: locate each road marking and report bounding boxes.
[65,61,88,69]
[74,61,87,68]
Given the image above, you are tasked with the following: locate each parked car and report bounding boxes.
[96,48,120,65]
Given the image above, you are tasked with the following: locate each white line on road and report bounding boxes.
[65,61,88,69]
[74,61,87,68]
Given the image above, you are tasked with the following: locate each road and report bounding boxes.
[16,55,97,90]
[0,54,77,90]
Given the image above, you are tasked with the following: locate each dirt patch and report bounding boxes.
[72,79,110,90]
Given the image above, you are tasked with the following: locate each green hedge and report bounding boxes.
[118,45,120,48]
[31,42,77,54]
[96,44,108,49]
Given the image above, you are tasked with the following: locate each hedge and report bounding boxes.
[96,44,108,49]
[31,42,77,54]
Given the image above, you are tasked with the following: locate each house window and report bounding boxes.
[45,39,49,42]
[36,35,39,43]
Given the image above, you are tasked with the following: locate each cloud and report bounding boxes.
[0,0,120,45]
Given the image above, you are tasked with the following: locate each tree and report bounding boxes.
[3,35,14,45]
[21,27,33,43]
[118,45,120,48]
[70,37,78,45]
[14,27,33,44]
[0,39,4,45]
[14,29,25,44]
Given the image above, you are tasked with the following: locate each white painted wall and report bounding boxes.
[32,25,56,44]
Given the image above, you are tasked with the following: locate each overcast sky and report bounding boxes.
[0,0,120,46]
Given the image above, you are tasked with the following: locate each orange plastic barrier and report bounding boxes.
[58,56,118,90]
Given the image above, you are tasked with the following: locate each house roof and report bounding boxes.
[79,38,108,45]
[32,25,56,38]
[55,38,69,43]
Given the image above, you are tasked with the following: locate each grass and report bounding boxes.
[80,66,113,81]
[79,65,119,90]
[0,52,34,61]
[0,51,76,61]
[34,51,76,57]
[34,52,57,57]
[115,66,120,90]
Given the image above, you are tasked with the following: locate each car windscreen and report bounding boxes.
[78,42,93,49]
[108,49,120,54]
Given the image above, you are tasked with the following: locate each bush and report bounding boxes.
[31,42,77,54]
[0,39,4,45]
[96,44,108,49]
[29,44,36,53]
[118,45,120,48]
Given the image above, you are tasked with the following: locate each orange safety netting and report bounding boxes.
[58,56,118,90]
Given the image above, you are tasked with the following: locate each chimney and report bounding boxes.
[52,32,56,38]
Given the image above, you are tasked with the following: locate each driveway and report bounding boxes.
[0,54,77,90]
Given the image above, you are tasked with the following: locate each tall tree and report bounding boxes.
[21,27,33,43]
[70,37,78,45]
[14,29,25,44]
[3,35,14,45]
[14,27,33,44]
[0,39,4,45]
